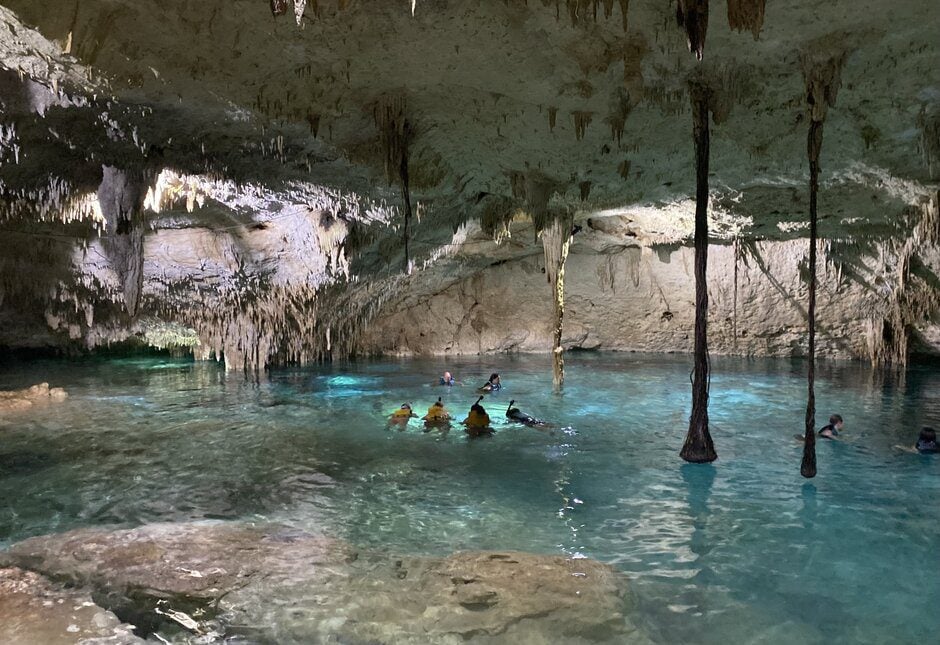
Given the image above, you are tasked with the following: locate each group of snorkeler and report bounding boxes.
[796,414,938,454]
[393,380,938,450]
[388,371,550,436]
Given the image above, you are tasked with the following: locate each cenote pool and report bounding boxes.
[1,353,938,643]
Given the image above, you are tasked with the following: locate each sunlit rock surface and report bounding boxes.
[2,521,646,644]
[0,1,938,367]
[0,567,142,645]
[0,382,68,413]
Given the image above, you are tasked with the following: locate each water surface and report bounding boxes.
[1,353,938,644]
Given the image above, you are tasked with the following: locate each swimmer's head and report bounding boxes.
[919,426,937,443]
[401,403,412,410]
[488,373,500,383]
[443,371,452,381]
[829,414,844,429]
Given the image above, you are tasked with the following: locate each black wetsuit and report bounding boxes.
[819,424,840,439]
[506,407,546,428]
[916,440,938,454]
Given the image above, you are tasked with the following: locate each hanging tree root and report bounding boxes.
[680,79,717,464]
[801,119,824,479]
[799,46,845,478]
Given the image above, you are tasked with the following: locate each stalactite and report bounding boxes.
[918,105,940,179]
[373,95,413,273]
[726,0,765,39]
[293,0,307,23]
[270,0,290,17]
[573,111,592,141]
[618,0,629,32]
[618,159,631,180]
[579,181,592,201]
[541,212,574,392]
[606,89,631,145]
[548,106,558,132]
[676,0,709,60]
[868,191,940,367]
[98,166,147,318]
[680,78,717,464]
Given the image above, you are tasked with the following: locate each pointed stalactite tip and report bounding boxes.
[676,0,709,60]
[270,0,290,17]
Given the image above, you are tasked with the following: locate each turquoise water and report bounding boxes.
[1,353,938,643]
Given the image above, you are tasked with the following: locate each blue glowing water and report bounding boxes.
[1,352,938,643]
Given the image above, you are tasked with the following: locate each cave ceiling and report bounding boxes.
[0,0,937,247]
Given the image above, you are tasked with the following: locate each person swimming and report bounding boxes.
[819,414,844,439]
[422,397,451,427]
[505,400,550,429]
[916,426,938,453]
[463,396,493,435]
[479,373,501,393]
[438,371,459,386]
[388,403,417,427]
[794,413,843,442]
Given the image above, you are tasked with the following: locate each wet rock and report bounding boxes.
[0,383,68,413]
[3,522,648,644]
[0,567,142,645]
[1,521,351,602]
[316,550,645,644]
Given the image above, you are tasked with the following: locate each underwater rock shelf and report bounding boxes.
[0,521,648,644]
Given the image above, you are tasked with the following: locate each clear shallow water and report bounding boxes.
[1,352,938,644]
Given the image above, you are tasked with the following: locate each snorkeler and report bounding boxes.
[915,426,938,453]
[479,373,502,393]
[388,403,417,427]
[794,413,843,442]
[505,400,551,429]
[422,397,451,427]
[819,414,844,439]
[462,396,493,435]
[438,371,460,386]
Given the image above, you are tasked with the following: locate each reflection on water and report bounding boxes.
[1,352,938,644]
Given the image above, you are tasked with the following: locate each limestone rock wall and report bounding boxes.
[359,237,919,360]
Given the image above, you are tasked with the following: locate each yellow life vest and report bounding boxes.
[464,408,490,428]
[390,407,413,419]
[423,402,450,421]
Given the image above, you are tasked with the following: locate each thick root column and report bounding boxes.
[680,84,717,464]
[799,47,845,477]
[541,213,574,392]
[801,120,823,479]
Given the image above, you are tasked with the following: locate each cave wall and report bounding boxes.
[358,236,931,361]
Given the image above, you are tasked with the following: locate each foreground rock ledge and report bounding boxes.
[0,567,142,645]
[1,521,649,644]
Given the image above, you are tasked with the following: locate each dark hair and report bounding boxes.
[920,427,937,443]
[829,414,843,425]
[488,373,499,382]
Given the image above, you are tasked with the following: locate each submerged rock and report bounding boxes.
[0,383,68,413]
[0,567,142,645]
[2,521,648,644]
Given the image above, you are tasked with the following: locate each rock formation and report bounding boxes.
[0,567,143,645]
[0,1,937,370]
[0,382,67,413]
[1,520,648,643]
